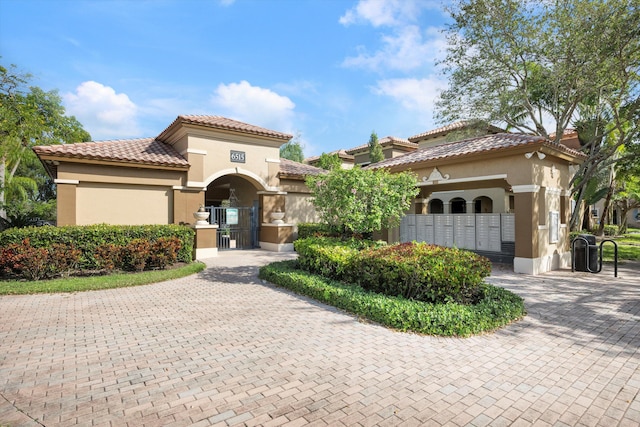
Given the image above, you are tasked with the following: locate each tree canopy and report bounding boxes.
[437,0,640,230]
[368,131,384,164]
[279,131,305,163]
[1,62,90,225]
[316,152,343,170]
[306,167,418,237]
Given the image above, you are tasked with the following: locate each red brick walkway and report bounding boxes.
[1,252,639,426]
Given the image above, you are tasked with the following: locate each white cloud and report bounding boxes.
[339,0,425,27]
[64,81,139,140]
[373,76,447,123]
[343,25,446,72]
[211,80,296,133]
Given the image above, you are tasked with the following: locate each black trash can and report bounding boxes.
[573,234,598,272]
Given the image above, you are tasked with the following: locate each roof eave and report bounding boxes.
[35,154,190,171]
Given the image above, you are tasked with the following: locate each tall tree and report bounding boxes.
[0,63,90,222]
[368,131,384,164]
[437,0,640,230]
[279,130,305,162]
[316,152,342,170]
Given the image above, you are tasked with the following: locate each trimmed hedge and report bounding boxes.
[0,224,194,270]
[294,237,491,304]
[351,242,491,304]
[1,235,185,280]
[294,236,384,278]
[297,223,338,239]
[259,260,525,337]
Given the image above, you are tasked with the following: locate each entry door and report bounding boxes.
[209,206,257,250]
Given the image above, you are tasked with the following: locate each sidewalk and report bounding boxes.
[1,252,638,426]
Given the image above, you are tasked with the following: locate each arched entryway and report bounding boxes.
[450,197,467,214]
[428,198,444,214]
[474,196,493,213]
[204,174,260,250]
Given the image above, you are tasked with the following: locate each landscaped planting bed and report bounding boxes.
[260,237,525,337]
[0,224,194,281]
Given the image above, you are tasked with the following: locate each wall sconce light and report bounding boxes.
[525,151,546,160]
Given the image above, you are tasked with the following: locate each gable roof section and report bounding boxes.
[368,133,586,170]
[278,158,325,179]
[304,149,355,164]
[408,120,504,142]
[157,115,293,142]
[33,138,189,177]
[345,136,417,155]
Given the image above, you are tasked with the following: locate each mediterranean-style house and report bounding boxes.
[33,116,586,274]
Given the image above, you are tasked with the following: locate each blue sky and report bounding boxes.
[0,0,451,156]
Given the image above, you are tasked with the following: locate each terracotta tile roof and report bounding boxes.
[305,149,354,164]
[408,120,504,142]
[549,128,578,139]
[368,133,584,169]
[279,158,325,178]
[157,115,293,141]
[33,138,189,169]
[345,136,416,154]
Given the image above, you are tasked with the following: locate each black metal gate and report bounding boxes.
[206,206,258,250]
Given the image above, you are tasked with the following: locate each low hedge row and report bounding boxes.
[1,236,184,280]
[259,260,525,337]
[294,237,491,304]
[297,223,336,239]
[0,224,194,270]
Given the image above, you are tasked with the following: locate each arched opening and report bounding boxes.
[450,197,467,214]
[429,198,444,214]
[474,196,493,213]
[205,174,260,250]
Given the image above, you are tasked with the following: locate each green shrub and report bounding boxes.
[351,242,491,304]
[297,223,337,239]
[603,225,619,236]
[259,260,525,337]
[294,237,491,305]
[0,238,81,280]
[121,239,151,272]
[94,243,123,271]
[48,243,82,278]
[294,236,383,278]
[148,237,182,270]
[0,224,194,269]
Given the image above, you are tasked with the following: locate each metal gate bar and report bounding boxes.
[206,206,257,250]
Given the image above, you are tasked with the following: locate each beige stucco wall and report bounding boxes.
[425,187,508,213]
[184,132,282,190]
[76,183,172,225]
[55,162,186,226]
[57,163,184,187]
[398,148,576,274]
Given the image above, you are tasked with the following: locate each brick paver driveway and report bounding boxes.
[1,251,639,426]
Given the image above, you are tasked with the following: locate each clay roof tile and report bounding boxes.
[32,138,189,168]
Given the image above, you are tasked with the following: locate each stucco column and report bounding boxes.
[173,186,206,225]
[512,185,540,274]
[54,179,79,226]
[259,193,286,224]
[466,200,474,214]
